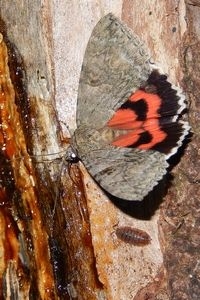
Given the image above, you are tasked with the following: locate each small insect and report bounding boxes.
[115,226,151,246]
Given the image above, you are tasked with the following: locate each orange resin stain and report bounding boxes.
[0,33,16,157]
[0,33,55,298]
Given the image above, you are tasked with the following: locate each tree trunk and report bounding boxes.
[0,1,199,299]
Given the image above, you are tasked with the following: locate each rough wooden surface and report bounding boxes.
[0,1,199,299]
[159,1,200,299]
[0,1,59,299]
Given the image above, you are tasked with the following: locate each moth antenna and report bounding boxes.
[49,145,79,221]
[50,157,66,222]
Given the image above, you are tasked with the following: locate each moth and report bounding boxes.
[71,13,189,201]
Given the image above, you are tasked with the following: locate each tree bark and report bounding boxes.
[0,1,199,299]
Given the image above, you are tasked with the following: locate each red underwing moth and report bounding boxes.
[71,13,190,201]
[115,226,151,246]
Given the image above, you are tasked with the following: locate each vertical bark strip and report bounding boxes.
[0,1,198,299]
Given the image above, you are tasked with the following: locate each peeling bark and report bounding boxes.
[0,1,199,300]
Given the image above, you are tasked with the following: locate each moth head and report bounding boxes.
[66,145,79,163]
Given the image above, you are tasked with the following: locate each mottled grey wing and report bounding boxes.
[81,145,168,201]
[72,127,168,201]
[77,13,151,128]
